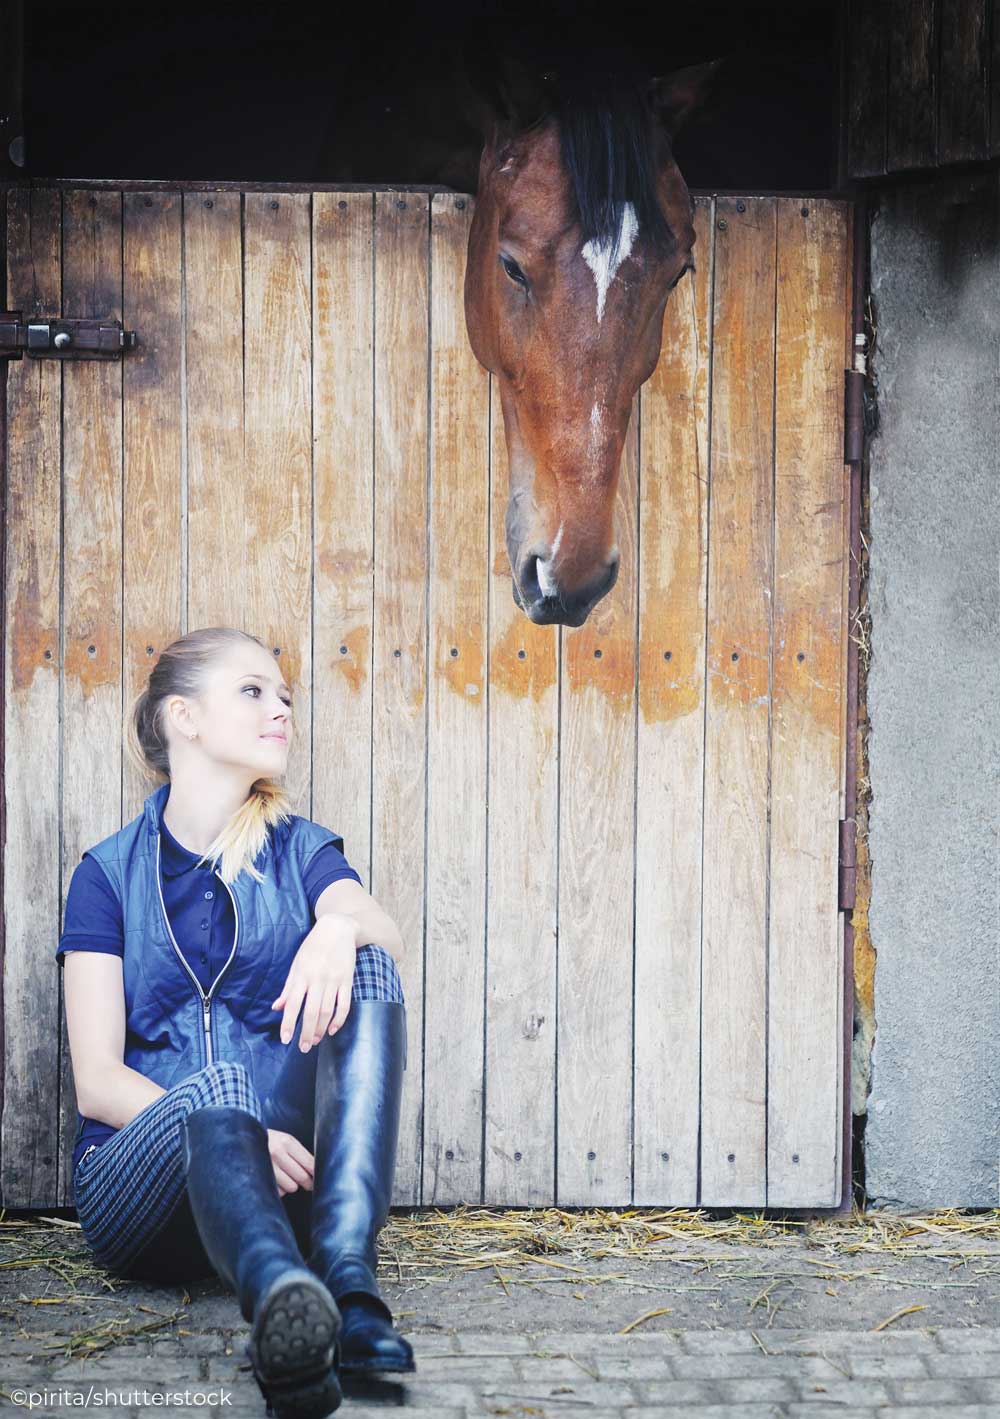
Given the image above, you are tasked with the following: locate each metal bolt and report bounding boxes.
[146,645,154,655]
[731,651,739,662]
[517,649,526,660]
[797,651,805,662]
[661,1151,669,1161]
[270,200,279,210]
[792,1153,800,1163]
[273,647,280,656]
[393,649,401,658]
[44,649,52,660]
[587,1150,597,1161]
[594,648,602,659]
[736,200,746,213]
[727,1152,736,1162]
[397,200,407,210]
[718,218,728,231]
[87,644,96,655]
[338,200,347,209]
[801,206,809,218]
[204,199,213,209]
[53,331,71,349]
[456,199,466,210]
[445,1149,454,1161]
[514,1151,522,1162]
[340,645,348,655]
[664,650,672,661]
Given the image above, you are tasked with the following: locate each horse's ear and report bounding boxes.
[455,43,552,138]
[648,60,725,137]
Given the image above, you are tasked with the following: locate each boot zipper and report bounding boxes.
[154,832,241,1068]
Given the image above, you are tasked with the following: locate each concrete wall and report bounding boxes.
[865,171,1000,1209]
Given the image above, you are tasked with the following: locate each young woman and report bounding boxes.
[58,626,414,1419]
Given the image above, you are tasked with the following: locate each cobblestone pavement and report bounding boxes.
[2,1211,999,1417]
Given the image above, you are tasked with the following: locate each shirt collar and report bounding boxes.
[159,803,214,879]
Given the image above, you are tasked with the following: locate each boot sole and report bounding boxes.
[248,1271,343,1419]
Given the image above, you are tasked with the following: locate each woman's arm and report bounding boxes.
[62,951,165,1126]
[312,879,404,963]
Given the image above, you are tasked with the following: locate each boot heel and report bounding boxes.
[248,1270,342,1418]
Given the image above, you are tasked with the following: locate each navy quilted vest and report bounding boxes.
[82,781,347,1105]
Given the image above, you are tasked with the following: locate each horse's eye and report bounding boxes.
[500,254,528,289]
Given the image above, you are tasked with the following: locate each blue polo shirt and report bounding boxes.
[56,800,363,1174]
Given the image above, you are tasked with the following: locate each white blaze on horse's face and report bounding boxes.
[580,201,640,324]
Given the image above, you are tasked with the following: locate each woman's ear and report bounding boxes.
[648,59,726,138]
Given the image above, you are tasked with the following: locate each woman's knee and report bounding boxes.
[352,944,405,1004]
[183,1060,263,1120]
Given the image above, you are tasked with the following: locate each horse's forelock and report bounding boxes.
[553,79,673,259]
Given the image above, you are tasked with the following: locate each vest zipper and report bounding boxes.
[154,832,241,1069]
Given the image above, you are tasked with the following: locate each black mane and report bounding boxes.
[551,73,672,258]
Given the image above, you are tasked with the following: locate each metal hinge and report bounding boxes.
[0,311,137,360]
[844,331,868,464]
[839,818,857,911]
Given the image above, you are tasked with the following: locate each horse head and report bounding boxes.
[463,60,717,627]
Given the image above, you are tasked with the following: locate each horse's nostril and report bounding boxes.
[519,554,542,604]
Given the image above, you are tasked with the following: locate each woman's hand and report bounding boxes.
[267,1128,314,1196]
[271,912,359,1052]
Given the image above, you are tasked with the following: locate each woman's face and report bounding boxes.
[179,645,293,779]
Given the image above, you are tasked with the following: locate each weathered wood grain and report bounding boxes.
[633,198,714,1204]
[2,188,63,1204]
[372,192,429,1204]
[888,0,938,170]
[557,403,639,1206]
[767,200,849,1207]
[122,192,183,823]
[184,193,246,632]
[59,190,124,1201]
[423,194,490,1203]
[483,378,560,1205]
[700,196,775,1207]
[312,194,375,883]
[242,194,313,812]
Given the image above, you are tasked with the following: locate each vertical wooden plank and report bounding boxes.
[767,201,849,1207]
[700,196,775,1207]
[422,195,489,1203]
[847,0,889,178]
[939,0,990,162]
[60,190,124,1197]
[2,189,62,1205]
[633,199,714,1205]
[312,194,375,883]
[185,192,245,631]
[122,193,183,823]
[483,382,559,1205]
[372,192,429,1204]
[243,194,313,813]
[557,404,639,1206]
[888,0,938,171]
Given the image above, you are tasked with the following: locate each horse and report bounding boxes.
[315,28,718,627]
[461,58,717,626]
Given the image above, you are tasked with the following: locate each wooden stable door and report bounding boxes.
[1,186,852,1210]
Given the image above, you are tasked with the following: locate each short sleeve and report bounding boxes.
[304,840,364,915]
[56,854,125,970]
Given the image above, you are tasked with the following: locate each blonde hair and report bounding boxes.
[124,627,292,885]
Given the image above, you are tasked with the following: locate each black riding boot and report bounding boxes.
[308,1001,415,1374]
[183,1105,343,1417]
